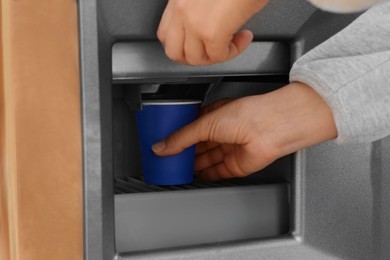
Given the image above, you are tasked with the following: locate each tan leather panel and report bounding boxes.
[0,0,83,259]
[0,2,11,259]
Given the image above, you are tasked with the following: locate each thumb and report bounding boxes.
[152,116,210,156]
[227,29,253,60]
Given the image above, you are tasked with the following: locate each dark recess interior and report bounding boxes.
[112,75,293,194]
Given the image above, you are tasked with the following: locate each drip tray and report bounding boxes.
[114,176,269,194]
[115,177,290,253]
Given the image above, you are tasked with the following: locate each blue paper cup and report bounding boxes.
[136,100,201,185]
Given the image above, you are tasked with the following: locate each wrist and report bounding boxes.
[260,82,337,158]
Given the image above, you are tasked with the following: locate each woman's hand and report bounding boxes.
[157,0,268,65]
[152,82,337,181]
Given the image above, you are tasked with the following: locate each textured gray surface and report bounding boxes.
[100,0,316,40]
[303,142,374,259]
[375,137,390,260]
[117,237,332,260]
[78,0,115,259]
[291,10,362,62]
[79,0,116,259]
[112,42,290,81]
[245,0,316,38]
[115,184,289,252]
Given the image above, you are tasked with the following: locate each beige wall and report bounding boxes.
[0,0,83,259]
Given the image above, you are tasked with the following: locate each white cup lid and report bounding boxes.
[142,100,202,105]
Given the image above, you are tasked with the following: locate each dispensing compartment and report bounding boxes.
[112,42,292,253]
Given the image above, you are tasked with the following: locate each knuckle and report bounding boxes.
[234,168,248,178]
[186,56,206,66]
[206,48,228,63]
[208,52,227,63]
[201,28,219,43]
[165,48,182,62]
[197,117,211,142]
[184,55,198,65]
[204,116,216,139]
[175,0,187,13]
[226,160,247,178]
[222,152,250,178]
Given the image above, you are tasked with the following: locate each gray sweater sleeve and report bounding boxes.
[290,2,390,143]
[307,0,387,13]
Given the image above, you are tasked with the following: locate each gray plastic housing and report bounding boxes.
[115,184,289,252]
[78,0,390,259]
[112,41,289,81]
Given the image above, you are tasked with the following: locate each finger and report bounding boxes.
[184,32,209,65]
[196,141,219,155]
[157,0,175,44]
[152,114,215,156]
[204,29,253,63]
[194,146,224,172]
[226,30,253,60]
[200,98,232,116]
[198,163,236,181]
[152,101,249,156]
[203,36,230,63]
[164,19,186,63]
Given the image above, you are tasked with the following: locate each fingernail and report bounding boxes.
[152,141,166,153]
